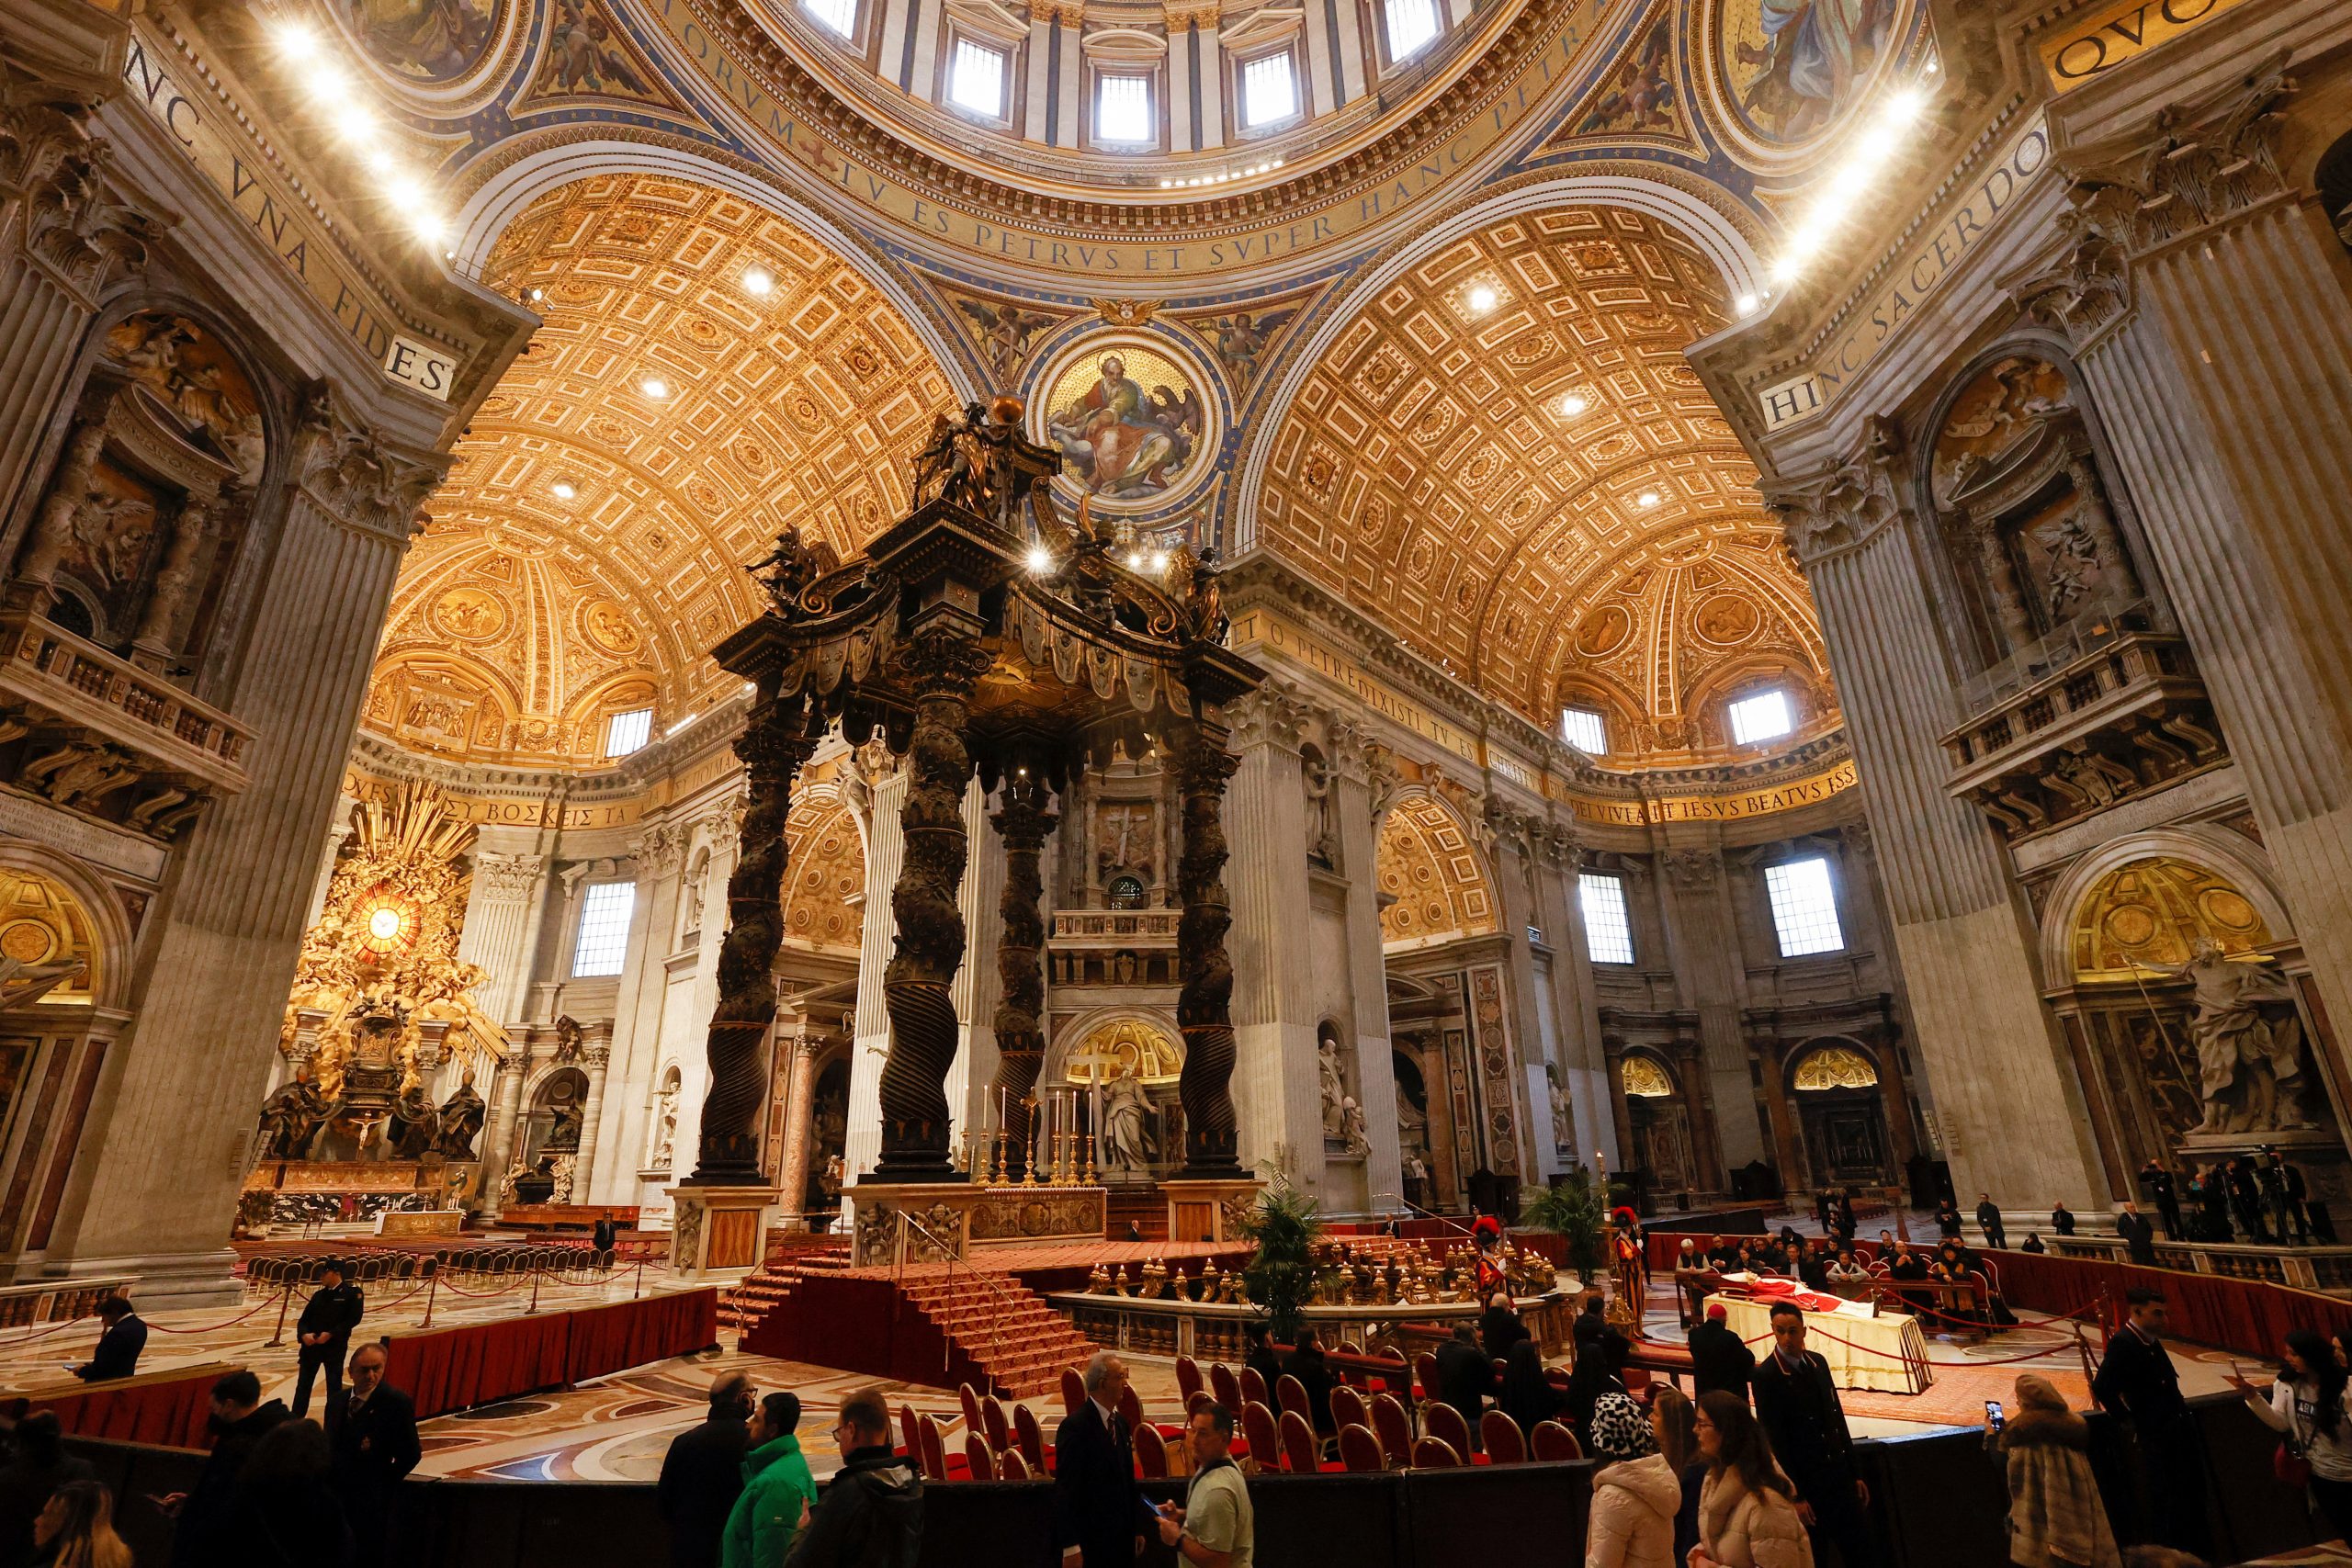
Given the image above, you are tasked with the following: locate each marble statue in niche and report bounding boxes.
[1317,1033,1347,1140]
[648,1073,678,1170]
[1301,746,1336,867]
[1103,1076,1157,1169]
[2166,941,2312,1134]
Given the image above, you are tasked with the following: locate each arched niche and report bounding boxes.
[1784,1038,1896,1190]
[1374,789,1498,951]
[524,1064,591,1168]
[1917,346,2155,680]
[1616,1050,1696,1197]
[2041,840,2343,1196]
[1048,1009,1185,1179]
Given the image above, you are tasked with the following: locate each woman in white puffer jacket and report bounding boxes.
[1584,1392,1684,1568]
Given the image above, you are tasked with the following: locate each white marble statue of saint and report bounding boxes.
[1104,1076,1156,1169]
[1317,1037,1347,1138]
[2163,938,2310,1134]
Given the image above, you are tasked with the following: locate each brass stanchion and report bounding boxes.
[265,1280,295,1348]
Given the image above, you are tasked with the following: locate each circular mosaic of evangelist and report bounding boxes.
[1034,335,1215,508]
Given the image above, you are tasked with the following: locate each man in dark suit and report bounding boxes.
[2138,1159,2182,1240]
[2051,1201,2075,1236]
[2092,1287,2209,1555]
[71,1295,145,1382]
[331,1342,420,1568]
[1687,1303,1754,1399]
[292,1259,365,1420]
[1750,1303,1872,1568]
[1054,1351,1155,1567]
[1973,1194,2006,1250]
[1431,1324,1493,1441]
[2116,1202,2157,1267]
[658,1371,754,1568]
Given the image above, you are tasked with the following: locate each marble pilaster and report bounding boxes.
[1653,840,1765,1167]
[1221,684,1319,1185]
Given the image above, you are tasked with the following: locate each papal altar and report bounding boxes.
[1705,1292,1932,1394]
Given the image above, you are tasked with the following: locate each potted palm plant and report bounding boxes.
[1521,1167,1611,1292]
[1235,1172,1335,1343]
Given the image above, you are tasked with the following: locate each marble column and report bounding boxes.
[687,696,819,1184]
[1484,806,1554,1180]
[0,85,153,536]
[775,1032,823,1224]
[1747,1028,1808,1190]
[1220,684,1315,1179]
[1770,421,2103,1212]
[481,1055,528,1216]
[1329,725,1401,1208]
[572,1031,614,1199]
[1654,840,1765,1167]
[1671,1025,1726,1193]
[989,772,1054,1178]
[594,818,684,1203]
[2015,78,2352,1065]
[457,850,549,1027]
[37,389,445,1300]
[1174,716,1243,1176]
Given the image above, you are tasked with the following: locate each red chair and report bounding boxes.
[982,1398,1011,1455]
[1480,1410,1525,1465]
[999,1447,1033,1480]
[1531,1421,1582,1461]
[1210,1362,1242,1411]
[1412,1352,1438,1404]
[1337,1340,1364,1358]
[958,1383,984,1434]
[1336,1383,1372,1430]
[1370,1394,1413,1468]
[1338,1424,1386,1472]
[1176,1355,1206,1404]
[1410,1435,1462,1468]
[917,1415,967,1482]
[1241,1402,1283,1472]
[1425,1401,1482,1463]
[1136,1423,1169,1479]
[1280,1409,1343,1473]
[1240,1367,1269,1407]
[1060,1368,1086,1416]
[1274,1373,1313,1427]
[1118,1382,1146,1436]
[1366,1349,1409,1396]
[1014,1403,1047,1472]
[965,1433,998,1480]
[897,1404,921,1460]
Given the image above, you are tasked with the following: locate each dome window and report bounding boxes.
[804,0,855,38]
[948,39,1007,119]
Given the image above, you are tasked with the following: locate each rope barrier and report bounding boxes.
[144,1293,287,1335]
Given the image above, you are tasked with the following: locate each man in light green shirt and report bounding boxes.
[1157,1404,1253,1568]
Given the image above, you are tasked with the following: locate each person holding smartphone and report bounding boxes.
[2238,1328,2352,1542]
[1986,1373,2117,1568]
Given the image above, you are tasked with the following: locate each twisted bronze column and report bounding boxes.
[874,626,990,1179]
[1174,722,1241,1175]
[689,693,818,1184]
[989,770,1056,1179]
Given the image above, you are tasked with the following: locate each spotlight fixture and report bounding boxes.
[1735,293,1759,317]
[552,480,577,500]
[1637,491,1661,508]
[277,23,320,60]
[743,267,774,296]
[1560,393,1589,417]
[1025,546,1053,573]
[331,104,374,141]
[1467,285,1498,314]
[1125,551,1144,570]
[1148,551,1168,571]
[641,377,669,399]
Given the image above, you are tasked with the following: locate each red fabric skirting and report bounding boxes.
[31,1365,227,1449]
[387,1288,717,1420]
[1985,1248,2352,1358]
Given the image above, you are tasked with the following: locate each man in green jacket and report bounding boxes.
[722,1391,818,1568]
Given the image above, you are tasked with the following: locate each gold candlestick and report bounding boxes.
[1084,1134,1099,1185]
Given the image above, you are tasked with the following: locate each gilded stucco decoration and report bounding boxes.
[2068,856,2274,983]
[0,868,100,1005]
[1790,1043,1878,1090]
[780,792,864,954]
[1376,795,1498,947]
[366,530,660,764]
[373,174,956,763]
[1620,1054,1675,1098]
[280,783,509,1096]
[1257,207,1818,734]
[1061,1015,1184,1086]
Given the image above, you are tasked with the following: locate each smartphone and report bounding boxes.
[1985,1400,2005,1429]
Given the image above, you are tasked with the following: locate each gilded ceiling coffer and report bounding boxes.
[707,399,1264,1186]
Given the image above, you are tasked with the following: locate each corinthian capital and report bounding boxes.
[631,819,687,876]
[470,851,547,901]
[293,382,445,541]
[1764,416,1906,569]
[2058,51,2294,256]
[1226,678,1311,752]
[18,136,161,305]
